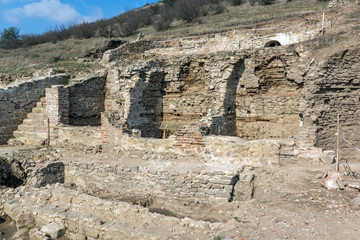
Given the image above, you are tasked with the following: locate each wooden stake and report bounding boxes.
[322,12,325,36]
[336,112,340,171]
[47,117,50,146]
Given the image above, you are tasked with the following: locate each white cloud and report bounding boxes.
[79,6,103,23]
[4,0,102,24]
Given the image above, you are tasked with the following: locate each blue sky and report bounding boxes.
[0,0,159,35]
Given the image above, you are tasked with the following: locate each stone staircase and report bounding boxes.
[8,97,48,146]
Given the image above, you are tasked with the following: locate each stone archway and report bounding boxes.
[264,40,281,48]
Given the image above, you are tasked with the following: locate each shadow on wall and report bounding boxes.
[68,77,106,126]
[126,71,166,138]
[213,59,245,136]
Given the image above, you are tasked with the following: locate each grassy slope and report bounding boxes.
[0,0,334,76]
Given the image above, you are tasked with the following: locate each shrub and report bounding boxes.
[152,15,172,31]
[175,0,203,22]
[0,26,21,49]
[230,0,245,6]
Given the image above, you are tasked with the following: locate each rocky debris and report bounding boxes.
[351,195,360,206]
[322,171,343,190]
[0,157,25,188]
[28,162,65,188]
[102,40,160,62]
[3,185,222,239]
[82,40,125,59]
[40,222,66,239]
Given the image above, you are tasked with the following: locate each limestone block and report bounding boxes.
[29,229,51,240]
[40,222,66,239]
[233,174,255,201]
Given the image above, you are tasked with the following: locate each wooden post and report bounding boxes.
[322,12,325,36]
[47,117,50,146]
[336,113,340,171]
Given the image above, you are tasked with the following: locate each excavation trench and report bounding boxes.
[98,194,221,223]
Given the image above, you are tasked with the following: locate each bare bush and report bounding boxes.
[230,0,245,6]
[152,15,172,31]
[175,0,203,22]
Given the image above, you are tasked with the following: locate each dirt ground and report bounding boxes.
[0,215,17,240]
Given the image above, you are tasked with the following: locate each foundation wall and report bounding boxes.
[66,162,255,202]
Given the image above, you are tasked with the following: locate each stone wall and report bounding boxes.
[66,161,255,202]
[0,74,69,145]
[50,126,101,150]
[105,61,166,138]
[302,48,360,162]
[235,52,303,139]
[68,77,106,126]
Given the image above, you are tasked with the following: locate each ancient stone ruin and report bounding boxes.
[1,7,360,240]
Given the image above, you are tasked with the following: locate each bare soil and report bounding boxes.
[0,216,17,240]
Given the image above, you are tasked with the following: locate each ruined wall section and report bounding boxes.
[68,76,106,126]
[302,48,360,162]
[162,54,246,136]
[236,49,303,139]
[0,74,69,145]
[105,61,165,138]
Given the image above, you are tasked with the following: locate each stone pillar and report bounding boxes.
[46,85,69,127]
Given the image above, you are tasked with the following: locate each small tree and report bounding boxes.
[0,26,21,49]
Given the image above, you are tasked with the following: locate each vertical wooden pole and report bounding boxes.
[336,113,340,171]
[322,12,325,36]
[47,117,50,146]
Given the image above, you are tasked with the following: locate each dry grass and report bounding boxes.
[0,38,108,74]
[137,0,329,40]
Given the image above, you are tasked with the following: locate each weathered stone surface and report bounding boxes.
[351,195,360,206]
[40,222,66,239]
[29,162,65,187]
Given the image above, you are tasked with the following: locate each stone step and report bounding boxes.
[32,107,46,113]
[13,131,47,139]
[17,125,46,132]
[27,112,46,120]
[7,138,24,146]
[36,101,47,108]
[23,118,46,126]
[40,97,46,102]
[8,137,46,146]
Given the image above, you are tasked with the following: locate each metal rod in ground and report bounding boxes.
[336,112,340,171]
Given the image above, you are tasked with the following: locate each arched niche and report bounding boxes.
[264,40,281,48]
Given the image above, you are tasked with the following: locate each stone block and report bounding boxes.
[41,222,66,239]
